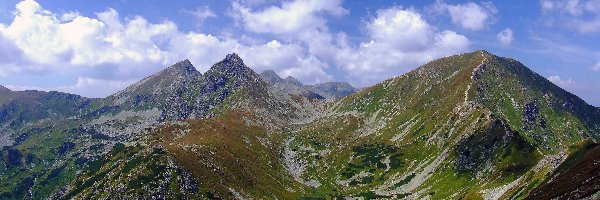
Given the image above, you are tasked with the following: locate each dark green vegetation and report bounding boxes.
[1,50,599,199]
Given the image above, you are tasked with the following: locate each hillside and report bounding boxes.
[282,50,600,199]
[0,50,599,199]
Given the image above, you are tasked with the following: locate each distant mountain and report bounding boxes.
[0,90,92,130]
[259,70,358,99]
[91,53,269,121]
[307,82,357,99]
[0,50,599,199]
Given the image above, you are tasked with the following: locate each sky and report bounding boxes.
[0,0,598,106]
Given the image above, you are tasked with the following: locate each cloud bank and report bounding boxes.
[0,0,471,97]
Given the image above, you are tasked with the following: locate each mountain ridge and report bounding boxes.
[0,50,599,199]
[259,70,358,99]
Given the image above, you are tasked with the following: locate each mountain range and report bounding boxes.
[0,50,599,199]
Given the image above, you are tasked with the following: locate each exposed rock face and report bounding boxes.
[259,70,358,99]
[258,70,283,85]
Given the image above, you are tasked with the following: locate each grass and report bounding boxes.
[155,111,306,199]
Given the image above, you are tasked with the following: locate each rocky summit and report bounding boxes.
[0,50,599,199]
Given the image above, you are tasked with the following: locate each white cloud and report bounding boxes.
[237,40,333,84]
[497,28,514,47]
[366,8,435,52]
[335,8,470,86]
[0,0,335,96]
[431,0,497,31]
[0,31,35,75]
[0,0,178,80]
[233,3,471,87]
[547,75,576,87]
[0,0,473,97]
[540,0,600,33]
[232,0,347,36]
[181,6,217,25]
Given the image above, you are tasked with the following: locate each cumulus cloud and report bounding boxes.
[497,28,514,47]
[431,0,497,31]
[233,3,471,87]
[0,32,34,75]
[547,75,576,87]
[231,0,347,36]
[540,0,600,33]
[0,0,179,80]
[1,0,473,97]
[0,0,335,96]
[335,8,470,86]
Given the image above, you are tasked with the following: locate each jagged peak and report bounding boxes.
[259,70,283,84]
[163,59,199,76]
[261,70,279,77]
[208,53,253,75]
[284,76,303,86]
[225,53,242,62]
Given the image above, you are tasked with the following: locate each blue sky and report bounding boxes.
[0,0,598,106]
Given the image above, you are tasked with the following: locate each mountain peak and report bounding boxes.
[284,76,303,86]
[225,53,242,62]
[475,49,491,55]
[259,70,283,85]
[203,53,262,90]
[163,59,199,76]
[208,53,253,75]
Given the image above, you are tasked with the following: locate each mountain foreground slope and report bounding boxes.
[0,50,599,199]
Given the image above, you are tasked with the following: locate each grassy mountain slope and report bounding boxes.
[282,50,600,199]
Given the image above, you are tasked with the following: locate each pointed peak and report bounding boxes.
[163,59,199,76]
[225,53,242,62]
[180,59,192,65]
[209,53,252,74]
[259,70,283,84]
[284,76,303,86]
[261,70,278,76]
[204,53,260,85]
